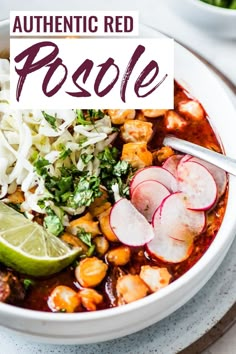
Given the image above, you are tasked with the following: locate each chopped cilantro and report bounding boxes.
[23,279,34,290]
[77,228,95,257]
[45,176,73,203]
[75,109,104,126]
[87,244,96,257]
[87,109,104,120]
[77,228,93,247]
[97,146,133,198]
[60,191,72,203]
[68,175,102,208]
[75,109,92,125]
[34,157,50,177]
[37,199,46,209]
[57,176,73,194]
[60,165,81,177]
[113,160,130,177]
[80,153,93,164]
[98,146,119,166]
[38,163,99,208]
[98,147,119,178]
[42,111,57,130]
[59,146,72,160]
[43,207,64,236]
[78,136,88,146]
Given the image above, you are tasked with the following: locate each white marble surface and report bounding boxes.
[1,0,236,353]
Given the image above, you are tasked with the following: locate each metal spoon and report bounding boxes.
[163,136,236,176]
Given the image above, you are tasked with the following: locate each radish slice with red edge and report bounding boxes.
[147,204,194,263]
[176,154,193,172]
[180,154,192,163]
[177,160,217,210]
[152,192,205,242]
[130,166,177,194]
[147,229,194,263]
[109,198,154,246]
[189,157,227,199]
[162,154,182,177]
[131,180,170,222]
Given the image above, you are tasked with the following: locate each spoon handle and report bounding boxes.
[163,136,236,176]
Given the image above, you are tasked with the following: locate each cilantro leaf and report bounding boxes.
[98,146,119,178]
[113,160,131,177]
[34,157,50,177]
[78,136,88,146]
[77,228,96,257]
[87,109,104,120]
[77,228,92,247]
[59,146,72,160]
[75,109,92,125]
[98,146,119,166]
[42,111,57,130]
[80,153,93,164]
[43,207,64,236]
[68,175,102,208]
[45,176,73,203]
[37,199,46,209]
[97,146,133,198]
[86,244,96,257]
[75,109,104,126]
[23,279,34,290]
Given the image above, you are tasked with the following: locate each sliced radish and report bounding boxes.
[180,154,192,163]
[177,161,217,210]
[189,157,227,199]
[152,192,205,242]
[131,180,170,222]
[177,154,193,170]
[147,229,193,263]
[164,154,192,179]
[109,198,154,246]
[163,155,182,177]
[130,166,177,194]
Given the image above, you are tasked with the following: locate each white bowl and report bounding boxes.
[167,0,236,38]
[0,23,236,344]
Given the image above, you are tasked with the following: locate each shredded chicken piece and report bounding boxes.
[121,142,153,169]
[164,110,188,131]
[79,288,103,311]
[141,109,167,118]
[106,109,136,125]
[177,100,204,121]
[140,265,171,292]
[120,120,153,143]
[153,146,175,164]
[116,274,149,304]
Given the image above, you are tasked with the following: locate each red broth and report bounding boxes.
[11,81,226,312]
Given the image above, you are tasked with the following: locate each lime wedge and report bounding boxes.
[0,202,81,276]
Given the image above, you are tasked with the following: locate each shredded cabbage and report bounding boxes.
[0,59,115,218]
